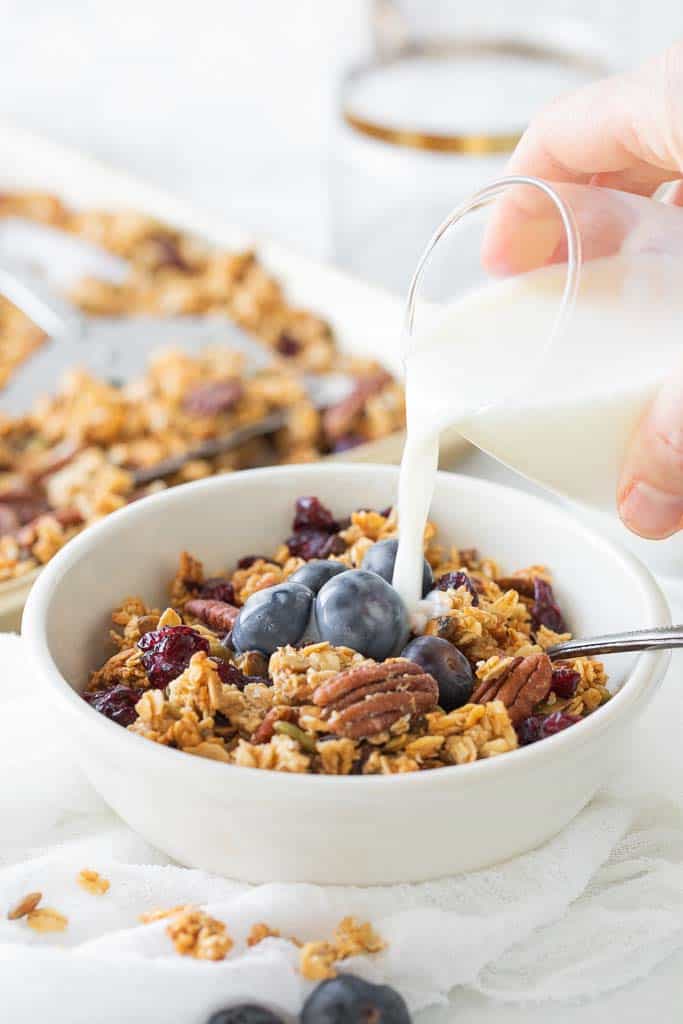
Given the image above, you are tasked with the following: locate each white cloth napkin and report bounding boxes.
[3,613,683,1024]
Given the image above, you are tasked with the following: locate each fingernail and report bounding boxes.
[619,480,683,539]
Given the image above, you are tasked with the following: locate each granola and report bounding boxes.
[0,192,404,582]
[84,496,610,773]
[164,907,233,961]
[77,869,110,895]
[299,917,386,981]
[25,907,68,933]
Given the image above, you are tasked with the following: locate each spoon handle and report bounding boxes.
[547,624,683,660]
[131,411,287,487]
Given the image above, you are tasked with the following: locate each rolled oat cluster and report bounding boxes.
[0,193,404,582]
[85,497,610,774]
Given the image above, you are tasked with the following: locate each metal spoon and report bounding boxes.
[0,255,352,415]
[547,624,683,660]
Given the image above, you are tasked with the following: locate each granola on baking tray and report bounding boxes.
[84,496,611,773]
[0,193,404,581]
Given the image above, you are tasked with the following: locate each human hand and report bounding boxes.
[484,43,683,538]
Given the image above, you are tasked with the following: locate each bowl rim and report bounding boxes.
[22,463,672,793]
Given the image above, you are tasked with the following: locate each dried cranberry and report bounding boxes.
[275,331,301,357]
[436,571,480,606]
[551,666,580,699]
[331,433,363,453]
[286,529,346,560]
[292,496,338,533]
[199,577,235,604]
[236,555,268,570]
[532,578,567,634]
[216,661,252,690]
[542,711,581,736]
[518,711,580,745]
[137,626,209,686]
[84,685,141,727]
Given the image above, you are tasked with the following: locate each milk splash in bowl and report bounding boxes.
[391,178,683,607]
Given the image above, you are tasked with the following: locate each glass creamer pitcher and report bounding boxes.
[404,178,683,574]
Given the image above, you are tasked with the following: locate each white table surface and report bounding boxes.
[1,4,683,1017]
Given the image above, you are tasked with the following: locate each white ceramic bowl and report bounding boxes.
[23,464,671,884]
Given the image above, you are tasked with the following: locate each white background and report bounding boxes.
[0,0,680,266]
[1,2,683,1020]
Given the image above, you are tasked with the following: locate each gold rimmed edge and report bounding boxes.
[342,111,521,154]
[342,36,609,155]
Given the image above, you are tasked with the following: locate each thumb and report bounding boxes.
[618,367,683,539]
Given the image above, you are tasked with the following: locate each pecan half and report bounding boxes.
[322,369,392,442]
[183,379,243,417]
[251,706,297,744]
[495,576,535,598]
[54,506,84,529]
[313,659,438,740]
[184,598,240,633]
[471,653,552,725]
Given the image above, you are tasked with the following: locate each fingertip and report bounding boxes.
[618,478,683,540]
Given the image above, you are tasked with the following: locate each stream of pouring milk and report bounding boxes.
[392,250,683,610]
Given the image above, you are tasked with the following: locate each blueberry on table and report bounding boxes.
[361,539,433,598]
[232,581,314,655]
[289,559,348,594]
[401,635,474,712]
[301,973,411,1024]
[207,1006,284,1024]
[315,569,409,660]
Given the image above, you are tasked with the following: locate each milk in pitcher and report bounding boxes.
[393,249,683,608]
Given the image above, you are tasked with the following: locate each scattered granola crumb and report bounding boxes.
[77,869,110,895]
[247,922,281,947]
[165,907,233,961]
[298,917,385,981]
[299,940,338,981]
[7,892,42,920]
[26,907,68,933]
[139,904,191,924]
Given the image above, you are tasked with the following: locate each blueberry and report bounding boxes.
[289,559,348,594]
[361,539,433,597]
[207,1006,283,1024]
[232,582,314,655]
[401,635,473,711]
[301,973,411,1024]
[315,569,408,660]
